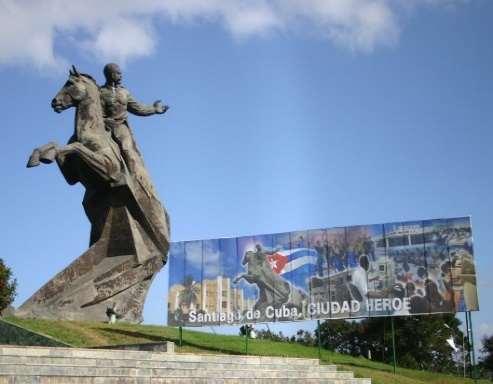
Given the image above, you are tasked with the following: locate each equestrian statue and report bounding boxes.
[17,64,170,323]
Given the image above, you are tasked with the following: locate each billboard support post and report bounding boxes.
[391,317,397,375]
[465,313,470,377]
[317,320,322,362]
[178,326,183,348]
[245,331,248,355]
[462,330,466,378]
[466,311,477,381]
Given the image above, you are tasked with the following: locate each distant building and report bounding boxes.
[168,283,185,312]
[168,276,256,315]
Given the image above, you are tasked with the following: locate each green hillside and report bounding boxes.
[3,316,487,384]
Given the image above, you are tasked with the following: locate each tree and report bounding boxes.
[382,314,464,372]
[255,329,289,342]
[0,258,17,313]
[295,329,316,346]
[178,275,200,310]
[481,335,493,374]
[317,314,464,373]
[317,319,361,355]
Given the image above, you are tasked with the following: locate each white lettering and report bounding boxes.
[403,297,411,311]
[283,305,291,318]
[374,299,382,311]
[320,302,330,315]
[291,307,299,318]
[382,298,392,311]
[351,300,360,313]
[189,311,196,322]
[341,300,350,313]
[331,301,341,314]
[308,303,317,316]
[392,298,402,311]
[188,296,415,326]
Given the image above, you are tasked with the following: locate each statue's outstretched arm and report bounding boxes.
[127,93,166,116]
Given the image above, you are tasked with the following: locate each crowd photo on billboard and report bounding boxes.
[167,217,478,326]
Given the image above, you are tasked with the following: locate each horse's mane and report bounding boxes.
[80,73,97,85]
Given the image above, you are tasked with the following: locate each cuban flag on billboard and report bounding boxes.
[266,248,318,291]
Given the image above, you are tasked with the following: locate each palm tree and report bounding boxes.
[178,275,200,311]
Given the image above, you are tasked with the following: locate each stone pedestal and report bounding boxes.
[17,181,170,323]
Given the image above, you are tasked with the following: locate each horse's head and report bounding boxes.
[51,65,98,113]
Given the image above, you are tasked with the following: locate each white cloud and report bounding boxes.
[203,242,221,276]
[182,240,221,276]
[184,241,203,269]
[273,0,399,52]
[88,17,156,64]
[0,0,466,72]
[222,3,282,37]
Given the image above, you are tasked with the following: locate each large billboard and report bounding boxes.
[167,217,478,326]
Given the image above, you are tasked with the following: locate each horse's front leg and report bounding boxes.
[26,142,58,167]
[234,273,255,285]
[57,142,120,183]
[233,274,245,284]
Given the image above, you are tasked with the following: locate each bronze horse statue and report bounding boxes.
[18,66,170,323]
[28,67,122,184]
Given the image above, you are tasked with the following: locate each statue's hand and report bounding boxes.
[154,100,169,114]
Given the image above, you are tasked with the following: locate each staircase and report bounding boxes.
[0,345,371,383]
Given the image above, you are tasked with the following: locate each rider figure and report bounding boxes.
[100,63,168,193]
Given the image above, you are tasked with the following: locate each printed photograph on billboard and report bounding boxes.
[423,219,455,314]
[309,227,348,320]
[346,224,383,318]
[272,232,300,322]
[167,241,199,326]
[167,216,478,326]
[308,229,330,320]
[384,220,428,316]
[450,217,478,311]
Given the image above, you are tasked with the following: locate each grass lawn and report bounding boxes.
[4,316,488,384]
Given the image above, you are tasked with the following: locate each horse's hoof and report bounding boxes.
[40,147,57,164]
[26,149,41,168]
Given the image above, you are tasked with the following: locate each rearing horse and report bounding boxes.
[20,66,170,323]
[28,66,124,187]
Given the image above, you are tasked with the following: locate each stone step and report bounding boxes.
[0,345,371,384]
[0,345,320,366]
[0,377,370,384]
[0,355,338,371]
[0,364,354,379]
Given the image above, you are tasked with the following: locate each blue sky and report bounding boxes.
[1,0,492,356]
